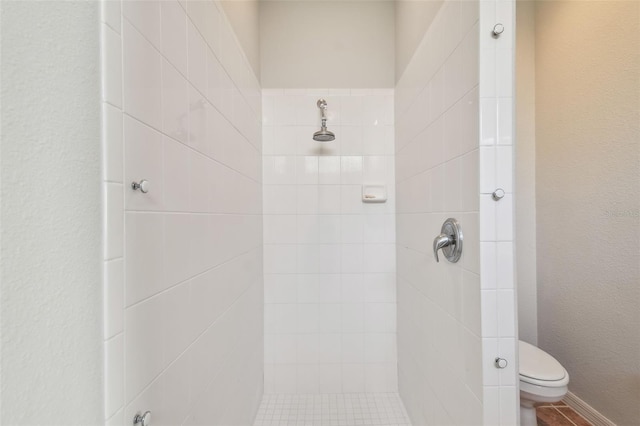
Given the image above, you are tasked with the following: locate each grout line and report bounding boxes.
[122,111,263,184]
[124,244,262,310]
[104,331,124,344]
[124,273,260,407]
[395,83,481,163]
[124,210,262,216]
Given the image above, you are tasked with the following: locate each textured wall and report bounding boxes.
[101,1,264,424]
[395,1,484,424]
[536,2,640,424]
[262,89,397,394]
[260,1,395,88]
[0,2,103,424]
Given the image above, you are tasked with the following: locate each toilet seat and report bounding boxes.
[520,373,569,388]
[519,341,570,388]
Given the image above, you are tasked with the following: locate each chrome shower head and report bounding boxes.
[313,98,335,142]
[313,128,335,142]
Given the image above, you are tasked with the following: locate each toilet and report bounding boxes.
[519,340,570,426]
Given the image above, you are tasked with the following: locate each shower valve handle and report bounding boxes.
[432,218,463,263]
[433,234,452,263]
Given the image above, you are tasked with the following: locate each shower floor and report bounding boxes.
[253,393,412,426]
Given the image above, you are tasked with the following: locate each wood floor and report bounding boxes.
[537,401,593,426]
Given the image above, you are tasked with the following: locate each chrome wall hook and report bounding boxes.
[492,188,505,201]
[495,357,508,369]
[131,179,150,194]
[492,23,505,37]
[133,411,151,426]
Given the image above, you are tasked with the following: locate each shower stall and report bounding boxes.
[5,1,639,424]
[0,0,517,424]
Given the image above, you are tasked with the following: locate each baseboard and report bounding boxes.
[564,391,616,426]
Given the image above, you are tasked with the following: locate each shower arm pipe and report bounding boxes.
[318,99,329,129]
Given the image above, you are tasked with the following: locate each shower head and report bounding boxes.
[313,98,335,142]
[313,128,336,142]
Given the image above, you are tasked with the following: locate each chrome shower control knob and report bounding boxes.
[131,179,150,194]
[433,218,463,263]
[133,411,151,426]
[495,357,508,369]
[493,23,505,37]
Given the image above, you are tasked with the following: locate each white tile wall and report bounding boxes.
[395,1,485,425]
[479,0,519,424]
[99,0,518,422]
[395,0,518,422]
[396,0,518,423]
[262,89,397,395]
[101,1,263,424]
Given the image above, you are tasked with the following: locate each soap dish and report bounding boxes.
[362,185,387,203]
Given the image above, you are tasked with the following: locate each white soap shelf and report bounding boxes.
[362,185,387,203]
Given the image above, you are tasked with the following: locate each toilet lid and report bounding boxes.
[519,340,567,382]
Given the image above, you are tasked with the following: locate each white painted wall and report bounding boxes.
[260,1,395,88]
[101,1,264,424]
[262,88,397,393]
[219,0,260,79]
[0,2,103,424]
[394,0,444,83]
[395,1,484,423]
[514,0,537,346]
[535,2,640,424]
